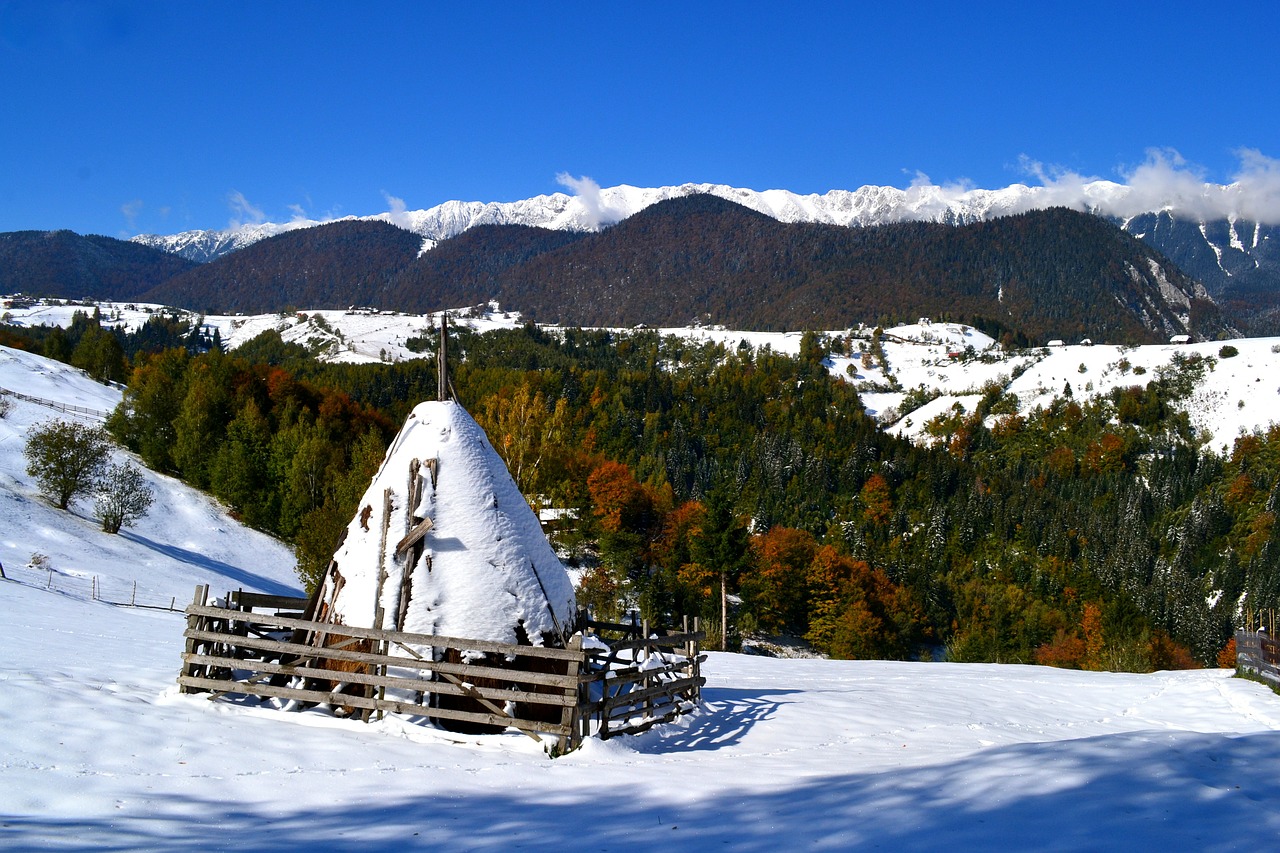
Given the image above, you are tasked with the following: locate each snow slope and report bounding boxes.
[865,328,1280,453]
[3,579,1280,851]
[0,345,300,604]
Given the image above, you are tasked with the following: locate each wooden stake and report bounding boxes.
[373,488,393,631]
[437,314,449,402]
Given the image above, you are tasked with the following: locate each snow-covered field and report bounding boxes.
[0,345,299,607]
[4,345,1280,850]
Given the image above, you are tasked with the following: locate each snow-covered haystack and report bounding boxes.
[314,399,576,648]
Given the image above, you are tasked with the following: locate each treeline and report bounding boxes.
[5,199,1223,344]
[2,308,221,384]
[144,220,425,313]
[0,229,197,300]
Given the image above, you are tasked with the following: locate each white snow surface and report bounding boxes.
[5,582,1280,851]
[5,345,1280,849]
[324,399,576,646]
[0,345,299,604]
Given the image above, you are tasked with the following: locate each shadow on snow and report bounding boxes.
[4,729,1278,852]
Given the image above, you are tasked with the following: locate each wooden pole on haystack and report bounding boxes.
[438,314,450,402]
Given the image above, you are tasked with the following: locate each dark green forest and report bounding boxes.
[6,314,1277,670]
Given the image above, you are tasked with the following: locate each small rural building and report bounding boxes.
[1047,339,1065,347]
[1170,334,1192,345]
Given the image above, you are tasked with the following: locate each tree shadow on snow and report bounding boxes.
[7,729,1278,852]
[627,686,804,753]
[119,531,300,597]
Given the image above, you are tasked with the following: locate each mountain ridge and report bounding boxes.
[132,197,1222,344]
[130,180,1279,333]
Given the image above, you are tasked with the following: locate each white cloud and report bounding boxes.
[556,173,625,229]
[994,148,1280,224]
[381,191,412,230]
[119,199,142,230]
[1231,148,1280,223]
[227,190,266,228]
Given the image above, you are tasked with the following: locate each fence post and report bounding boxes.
[642,619,653,721]
[693,616,702,703]
[560,634,584,753]
[179,584,209,693]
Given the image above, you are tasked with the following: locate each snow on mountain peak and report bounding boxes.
[130,171,1280,264]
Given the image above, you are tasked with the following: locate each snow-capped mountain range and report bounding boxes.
[131,177,1274,260]
[134,180,1145,262]
[131,180,1280,333]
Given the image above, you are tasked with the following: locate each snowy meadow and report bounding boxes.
[3,336,1280,850]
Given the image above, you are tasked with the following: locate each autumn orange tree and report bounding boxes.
[742,526,817,634]
[804,545,925,659]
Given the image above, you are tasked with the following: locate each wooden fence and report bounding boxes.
[1235,630,1280,685]
[1,561,186,611]
[0,386,111,419]
[177,586,704,752]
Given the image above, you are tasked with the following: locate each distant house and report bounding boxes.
[1170,334,1192,345]
[1080,338,1093,346]
[1047,339,1065,347]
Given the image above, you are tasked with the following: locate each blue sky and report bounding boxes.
[2,0,1278,237]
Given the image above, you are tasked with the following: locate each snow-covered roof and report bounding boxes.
[320,399,576,647]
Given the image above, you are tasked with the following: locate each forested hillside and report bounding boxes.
[0,230,197,300]
[142,220,425,313]
[3,199,1227,345]
[19,313,1262,670]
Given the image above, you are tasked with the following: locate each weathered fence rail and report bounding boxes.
[0,386,111,419]
[1236,630,1280,684]
[1,562,185,610]
[177,586,704,752]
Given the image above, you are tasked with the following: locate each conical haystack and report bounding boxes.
[313,399,576,648]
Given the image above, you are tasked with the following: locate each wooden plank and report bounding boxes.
[180,654,576,707]
[229,591,310,611]
[181,629,582,689]
[178,585,210,693]
[597,631,706,653]
[395,516,434,557]
[600,658,695,682]
[582,619,642,635]
[602,676,704,713]
[436,670,543,743]
[603,706,685,738]
[175,675,571,736]
[183,604,584,661]
[373,487,393,632]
